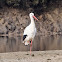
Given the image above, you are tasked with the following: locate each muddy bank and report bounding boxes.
[0,1,62,36]
[0,5,62,36]
[0,50,62,62]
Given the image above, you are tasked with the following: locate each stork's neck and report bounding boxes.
[30,16,35,27]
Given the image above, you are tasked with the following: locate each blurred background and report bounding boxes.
[0,0,62,52]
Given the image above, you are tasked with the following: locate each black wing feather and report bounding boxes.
[23,35,27,41]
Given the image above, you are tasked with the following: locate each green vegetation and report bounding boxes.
[0,0,61,8]
[0,0,61,14]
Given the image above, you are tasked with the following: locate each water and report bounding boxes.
[0,35,62,53]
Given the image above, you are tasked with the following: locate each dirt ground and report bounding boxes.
[0,50,62,62]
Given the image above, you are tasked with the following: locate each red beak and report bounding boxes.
[33,16,38,21]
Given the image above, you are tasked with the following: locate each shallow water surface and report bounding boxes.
[0,35,62,53]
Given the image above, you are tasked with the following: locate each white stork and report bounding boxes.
[23,13,38,54]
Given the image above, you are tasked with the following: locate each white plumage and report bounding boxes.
[23,13,38,46]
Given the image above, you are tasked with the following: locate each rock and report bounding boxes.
[0,24,7,34]
[0,5,62,36]
[0,18,4,24]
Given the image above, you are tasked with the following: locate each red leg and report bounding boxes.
[30,40,32,55]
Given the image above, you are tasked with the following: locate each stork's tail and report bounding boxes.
[22,41,24,43]
[25,41,29,45]
[22,41,29,45]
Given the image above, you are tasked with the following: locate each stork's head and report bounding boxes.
[29,13,38,21]
[29,13,34,17]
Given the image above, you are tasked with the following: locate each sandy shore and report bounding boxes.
[0,50,62,62]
